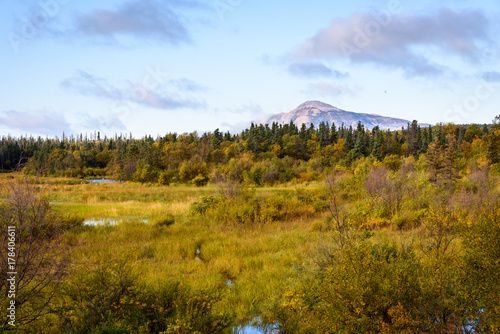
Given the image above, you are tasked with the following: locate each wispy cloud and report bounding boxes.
[171,78,208,92]
[293,9,491,77]
[288,62,348,79]
[135,89,205,110]
[61,70,205,110]
[221,103,271,133]
[79,113,127,131]
[61,71,125,100]
[73,0,206,45]
[305,82,354,97]
[482,71,500,82]
[0,110,72,135]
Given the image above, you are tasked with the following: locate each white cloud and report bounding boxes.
[61,70,206,110]
[293,9,491,77]
[288,62,348,79]
[73,0,207,45]
[0,110,72,136]
[305,82,354,97]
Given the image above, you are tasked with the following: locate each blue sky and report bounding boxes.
[1,0,499,137]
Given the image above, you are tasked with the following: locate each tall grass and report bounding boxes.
[3,168,493,331]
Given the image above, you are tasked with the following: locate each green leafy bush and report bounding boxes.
[191,191,321,224]
[56,260,233,334]
[190,196,222,215]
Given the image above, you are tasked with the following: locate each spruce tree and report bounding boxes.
[408,120,419,156]
[427,137,444,183]
[353,132,367,160]
[212,128,223,150]
[442,134,459,183]
[330,122,338,144]
[345,126,354,151]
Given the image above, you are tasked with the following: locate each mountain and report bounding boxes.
[267,101,429,131]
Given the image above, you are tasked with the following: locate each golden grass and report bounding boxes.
[1,173,462,323]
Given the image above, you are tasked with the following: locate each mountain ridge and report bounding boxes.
[267,101,430,131]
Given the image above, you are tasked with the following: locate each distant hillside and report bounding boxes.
[267,101,430,130]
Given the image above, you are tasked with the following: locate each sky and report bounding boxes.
[1,0,499,138]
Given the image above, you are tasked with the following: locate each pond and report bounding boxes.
[83,218,149,226]
[236,325,267,334]
[236,326,264,334]
[83,218,121,226]
[233,317,279,334]
[86,179,124,184]
[234,323,279,334]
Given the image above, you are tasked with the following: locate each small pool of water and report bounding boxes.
[233,317,279,334]
[83,218,121,226]
[86,179,123,184]
[234,324,279,334]
[237,326,265,334]
[83,218,149,226]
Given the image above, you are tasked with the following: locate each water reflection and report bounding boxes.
[86,179,124,184]
[83,218,120,226]
[83,218,149,226]
[233,318,279,334]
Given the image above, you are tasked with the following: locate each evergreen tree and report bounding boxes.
[318,122,327,148]
[299,123,309,141]
[482,124,489,137]
[372,140,382,161]
[420,126,432,153]
[308,123,315,138]
[211,128,224,150]
[407,120,419,156]
[441,134,459,183]
[353,132,367,160]
[330,122,338,144]
[324,122,331,146]
[427,137,444,183]
[487,130,500,164]
[344,126,354,151]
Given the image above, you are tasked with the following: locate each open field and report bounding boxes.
[48,178,330,321]
[0,174,335,331]
[1,167,500,333]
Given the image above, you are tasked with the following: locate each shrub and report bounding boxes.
[262,169,279,185]
[192,191,318,225]
[158,170,175,185]
[56,260,233,333]
[268,242,423,333]
[0,180,71,330]
[179,156,209,184]
[490,162,500,176]
[61,214,85,229]
[190,196,222,215]
[383,154,402,171]
[462,209,500,332]
[191,174,208,187]
[153,214,175,228]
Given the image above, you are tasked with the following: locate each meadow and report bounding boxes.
[2,150,500,333]
[1,174,333,332]
[47,177,321,319]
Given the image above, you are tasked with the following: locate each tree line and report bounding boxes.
[1,118,499,185]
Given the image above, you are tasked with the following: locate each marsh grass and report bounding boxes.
[27,176,324,323]
[2,173,468,330]
[64,213,324,322]
[54,178,407,324]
